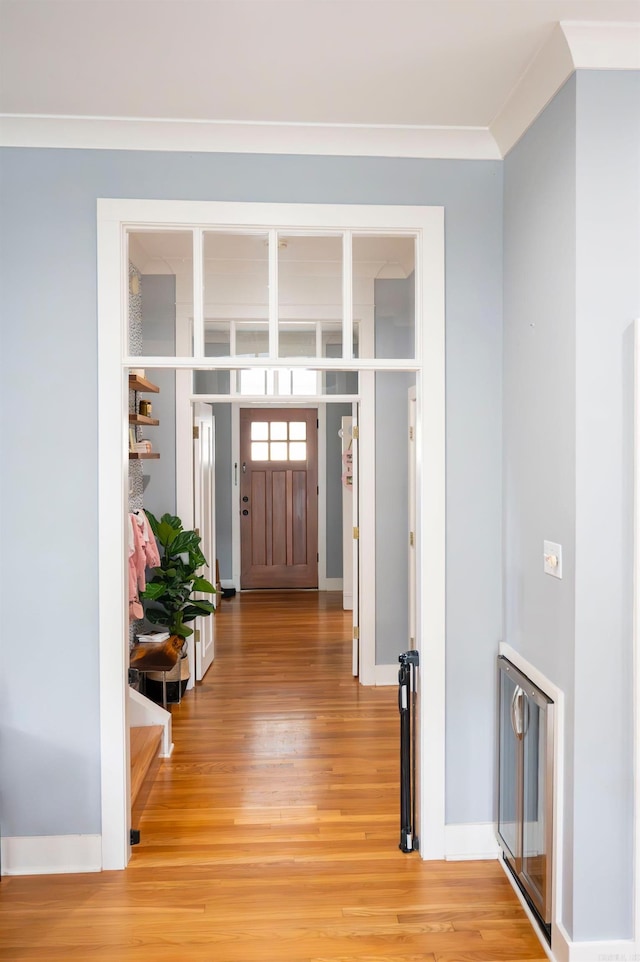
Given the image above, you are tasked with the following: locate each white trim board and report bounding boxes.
[634,318,640,944]
[0,115,500,159]
[491,21,640,157]
[555,928,640,962]
[444,822,500,861]
[501,859,640,962]
[321,578,343,591]
[1,835,102,876]
[373,664,399,687]
[2,23,637,160]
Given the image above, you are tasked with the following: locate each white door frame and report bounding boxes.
[97,198,445,870]
[193,401,216,681]
[222,401,340,593]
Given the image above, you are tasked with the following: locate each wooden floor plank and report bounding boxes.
[0,590,547,962]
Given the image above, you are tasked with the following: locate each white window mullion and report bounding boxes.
[192,228,204,359]
[230,320,238,394]
[414,230,423,363]
[315,321,322,393]
[269,229,279,359]
[342,230,353,361]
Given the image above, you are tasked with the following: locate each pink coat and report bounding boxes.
[128,511,160,621]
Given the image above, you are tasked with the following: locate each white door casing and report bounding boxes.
[341,414,354,613]
[97,198,445,870]
[193,402,216,681]
[351,408,360,677]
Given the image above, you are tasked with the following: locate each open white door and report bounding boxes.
[351,404,360,677]
[193,402,216,681]
[341,415,353,611]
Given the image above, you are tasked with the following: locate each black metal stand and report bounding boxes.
[398,649,419,853]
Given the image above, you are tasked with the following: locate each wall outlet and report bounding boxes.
[544,540,562,579]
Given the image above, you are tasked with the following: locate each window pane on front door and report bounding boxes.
[289,422,306,440]
[249,420,309,461]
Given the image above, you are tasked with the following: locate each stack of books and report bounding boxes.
[130,436,153,454]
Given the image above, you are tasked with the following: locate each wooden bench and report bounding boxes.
[130,725,163,824]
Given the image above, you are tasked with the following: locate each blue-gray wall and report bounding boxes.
[0,150,502,850]
[504,74,578,935]
[573,69,638,942]
[212,403,233,581]
[503,70,639,941]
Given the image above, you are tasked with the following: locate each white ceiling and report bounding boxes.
[0,0,638,156]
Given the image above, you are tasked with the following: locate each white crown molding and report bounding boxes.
[490,23,575,158]
[491,20,640,157]
[562,20,640,70]
[1,22,637,161]
[0,115,501,160]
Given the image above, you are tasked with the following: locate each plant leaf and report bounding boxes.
[183,601,215,617]
[161,514,182,531]
[192,577,215,593]
[140,582,166,600]
[156,520,178,547]
[170,531,200,557]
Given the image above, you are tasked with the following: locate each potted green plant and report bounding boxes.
[139,511,216,699]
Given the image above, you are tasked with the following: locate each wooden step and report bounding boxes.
[130,725,163,821]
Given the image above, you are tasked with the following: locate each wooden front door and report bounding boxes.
[240,408,318,589]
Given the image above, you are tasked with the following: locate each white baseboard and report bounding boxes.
[444,822,500,861]
[320,578,343,591]
[553,920,639,962]
[498,855,637,962]
[342,593,353,610]
[1,834,102,876]
[374,664,398,686]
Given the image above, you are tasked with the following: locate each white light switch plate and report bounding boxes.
[544,541,562,579]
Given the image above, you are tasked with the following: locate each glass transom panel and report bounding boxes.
[128,228,419,369]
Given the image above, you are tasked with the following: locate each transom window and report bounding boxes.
[127,228,417,397]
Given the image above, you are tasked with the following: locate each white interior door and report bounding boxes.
[341,415,353,611]
[193,402,216,681]
[351,404,360,677]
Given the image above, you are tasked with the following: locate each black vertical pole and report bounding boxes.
[399,649,419,853]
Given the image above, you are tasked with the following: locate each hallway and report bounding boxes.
[0,591,546,961]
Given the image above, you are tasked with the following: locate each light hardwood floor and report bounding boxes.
[0,591,547,962]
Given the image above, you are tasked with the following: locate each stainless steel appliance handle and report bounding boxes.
[511,686,525,740]
[521,692,529,735]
